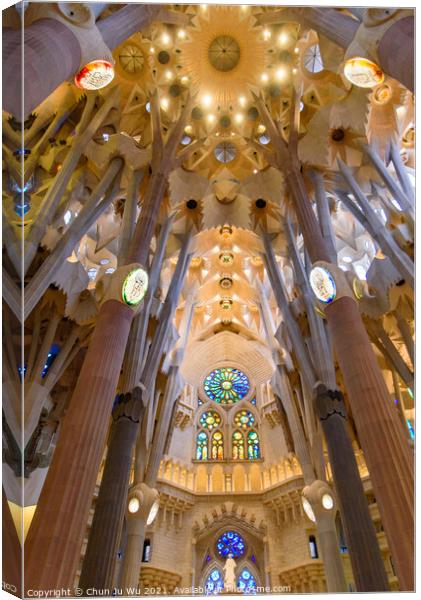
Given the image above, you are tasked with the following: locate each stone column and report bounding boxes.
[325,295,414,590]
[314,384,389,591]
[24,299,135,593]
[119,484,159,594]
[78,389,144,594]
[302,481,347,592]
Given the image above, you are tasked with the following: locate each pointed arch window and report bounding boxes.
[237,567,257,594]
[196,431,209,460]
[247,430,260,460]
[211,431,224,460]
[232,430,245,460]
[205,568,224,595]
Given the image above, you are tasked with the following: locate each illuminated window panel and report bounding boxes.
[196,431,208,460]
[216,531,246,558]
[234,410,255,430]
[232,430,245,460]
[205,569,224,595]
[237,568,257,594]
[200,411,222,430]
[211,431,224,460]
[203,367,250,404]
[247,430,261,460]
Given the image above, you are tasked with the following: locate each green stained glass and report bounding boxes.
[247,430,260,460]
[196,431,208,460]
[203,367,250,404]
[211,431,224,460]
[232,430,245,460]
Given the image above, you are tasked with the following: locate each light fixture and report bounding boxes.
[147,500,160,525]
[160,97,169,110]
[302,497,316,522]
[322,493,334,510]
[99,258,110,265]
[344,57,384,88]
[309,266,337,304]
[202,94,212,108]
[239,96,246,107]
[234,113,244,124]
[261,73,269,83]
[263,29,271,41]
[165,70,173,80]
[177,29,186,39]
[181,75,189,84]
[207,114,216,124]
[121,267,149,306]
[278,32,289,46]
[275,67,288,80]
[128,497,140,514]
[74,60,114,90]
[161,32,171,46]
[150,46,155,54]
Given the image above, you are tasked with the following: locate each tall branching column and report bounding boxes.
[78,390,144,593]
[255,92,414,589]
[25,95,195,592]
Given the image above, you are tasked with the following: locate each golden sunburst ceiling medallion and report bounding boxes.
[179,6,269,111]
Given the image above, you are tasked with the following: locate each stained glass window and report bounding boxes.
[203,367,250,404]
[200,411,222,430]
[234,410,255,430]
[205,569,224,595]
[211,431,224,460]
[196,431,208,460]
[247,431,260,460]
[237,568,257,594]
[216,531,246,558]
[232,431,245,460]
[250,397,256,406]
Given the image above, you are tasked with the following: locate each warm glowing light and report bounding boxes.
[74,60,114,90]
[292,68,297,75]
[128,497,140,513]
[147,500,160,525]
[235,113,244,124]
[165,70,173,80]
[207,114,216,123]
[150,47,155,54]
[239,96,246,107]
[278,32,289,46]
[294,47,299,54]
[177,29,186,39]
[344,57,384,88]
[161,32,171,45]
[261,73,269,83]
[263,29,271,41]
[184,125,193,134]
[253,169,258,174]
[257,124,266,134]
[160,97,169,110]
[275,67,288,80]
[202,94,212,108]
[302,497,316,522]
[181,75,189,84]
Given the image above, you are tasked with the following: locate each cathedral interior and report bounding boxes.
[1,2,415,597]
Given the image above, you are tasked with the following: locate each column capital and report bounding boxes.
[112,387,145,424]
[345,8,413,65]
[302,479,338,523]
[25,2,113,72]
[96,263,149,314]
[313,384,347,421]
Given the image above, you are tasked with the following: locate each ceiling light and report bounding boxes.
[278,32,289,46]
[160,97,169,110]
[263,29,271,41]
[165,70,173,80]
[275,67,287,80]
[257,124,266,134]
[235,113,244,124]
[207,114,216,123]
[161,32,171,46]
[294,47,299,54]
[239,96,246,107]
[181,75,189,84]
[202,94,212,108]
[150,47,155,54]
[177,29,186,39]
[261,72,269,83]
[253,169,258,174]
[184,125,193,134]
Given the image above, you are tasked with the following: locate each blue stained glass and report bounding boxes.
[205,569,224,595]
[237,568,257,594]
[407,420,415,440]
[203,367,250,404]
[216,531,245,558]
[196,431,208,460]
[41,344,60,378]
[250,397,256,406]
[247,431,260,460]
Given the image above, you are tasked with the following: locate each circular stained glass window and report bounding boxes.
[216,531,246,558]
[204,368,250,404]
[200,411,222,430]
[234,410,255,429]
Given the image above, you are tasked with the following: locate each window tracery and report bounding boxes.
[216,531,246,558]
[203,367,250,404]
